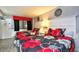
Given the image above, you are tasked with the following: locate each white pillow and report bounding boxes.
[64,31,74,37]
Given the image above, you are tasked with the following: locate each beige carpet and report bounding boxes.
[0,38,17,52]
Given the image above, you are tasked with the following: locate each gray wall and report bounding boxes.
[50,6,79,51]
[0,19,2,39]
[75,16,79,51]
[76,16,79,33]
[57,6,79,17]
[0,16,15,39]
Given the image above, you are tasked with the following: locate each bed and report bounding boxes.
[14,28,75,52]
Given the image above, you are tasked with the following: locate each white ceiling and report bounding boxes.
[0,6,57,17]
